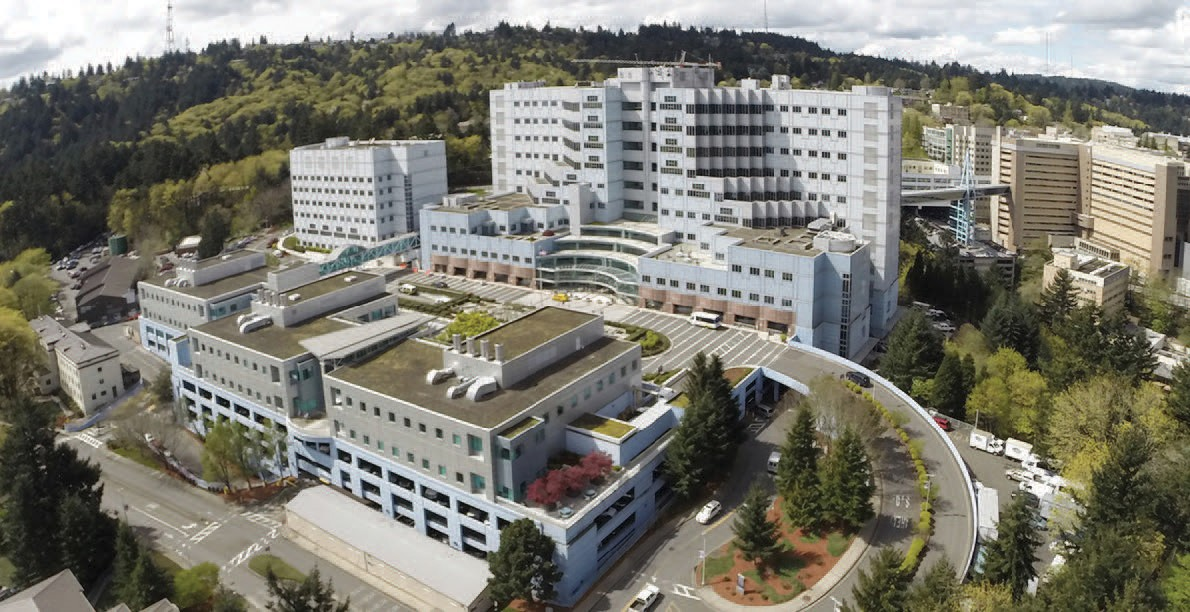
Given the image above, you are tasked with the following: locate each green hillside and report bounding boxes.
[0,23,1186,257]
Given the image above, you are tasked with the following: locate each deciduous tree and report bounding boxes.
[201,420,239,491]
[265,567,349,612]
[173,562,221,610]
[487,519,562,607]
[965,348,1049,439]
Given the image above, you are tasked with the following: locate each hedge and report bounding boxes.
[841,375,936,576]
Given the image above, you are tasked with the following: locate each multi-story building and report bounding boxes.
[424,68,901,357]
[31,316,125,414]
[290,137,447,251]
[921,124,997,222]
[1043,239,1130,313]
[991,134,1083,250]
[163,267,714,606]
[1075,144,1190,275]
[136,250,269,360]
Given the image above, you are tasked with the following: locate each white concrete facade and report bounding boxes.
[477,69,901,353]
[291,137,448,250]
[31,317,125,415]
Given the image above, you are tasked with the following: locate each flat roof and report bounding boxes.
[195,314,351,359]
[725,226,823,256]
[282,271,380,301]
[190,249,260,270]
[438,192,538,212]
[143,267,269,300]
[286,486,489,607]
[474,307,597,361]
[330,335,635,428]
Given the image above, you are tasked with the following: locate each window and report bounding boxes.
[438,465,446,477]
[422,459,430,470]
[419,423,427,433]
[403,417,411,427]
[452,433,461,445]
[435,427,443,439]
[407,452,414,463]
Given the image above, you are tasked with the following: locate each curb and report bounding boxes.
[695,458,889,611]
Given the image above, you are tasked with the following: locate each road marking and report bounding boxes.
[130,505,188,536]
[72,433,102,448]
[241,511,282,530]
[225,541,262,569]
[189,520,223,543]
[894,515,909,529]
[146,502,159,510]
[671,584,701,600]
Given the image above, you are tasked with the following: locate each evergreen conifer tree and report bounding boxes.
[124,551,174,610]
[732,481,782,573]
[929,352,969,419]
[1037,268,1078,328]
[981,293,1041,365]
[1168,361,1190,428]
[777,405,822,530]
[979,495,1041,600]
[818,427,875,531]
[843,547,909,612]
[906,558,961,612]
[881,310,944,391]
[265,567,348,612]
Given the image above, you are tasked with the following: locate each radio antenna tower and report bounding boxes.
[166,1,176,52]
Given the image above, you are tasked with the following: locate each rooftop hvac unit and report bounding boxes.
[447,377,476,399]
[288,293,301,302]
[238,315,274,334]
[467,377,499,401]
[344,275,357,283]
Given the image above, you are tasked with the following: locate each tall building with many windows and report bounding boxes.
[290,137,447,250]
[424,68,901,356]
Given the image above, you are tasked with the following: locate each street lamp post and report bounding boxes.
[701,533,707,586]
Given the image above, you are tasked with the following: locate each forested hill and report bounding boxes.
[0,23,1187,259]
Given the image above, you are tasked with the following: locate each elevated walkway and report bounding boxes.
[901,184,1011,207]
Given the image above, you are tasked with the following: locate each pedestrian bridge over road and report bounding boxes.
[901,184,1012,207]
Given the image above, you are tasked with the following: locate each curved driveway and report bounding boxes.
[576,306,976,611]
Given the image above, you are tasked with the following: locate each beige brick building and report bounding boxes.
[1043,241,1130,314]
[992,135,1082,250]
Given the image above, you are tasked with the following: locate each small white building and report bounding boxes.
[290,137,448,250]
[31,316,125,415]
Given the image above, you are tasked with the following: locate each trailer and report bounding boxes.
[1004,438,1034,462]
[976,484,1000,542]
[970,429,1005,455]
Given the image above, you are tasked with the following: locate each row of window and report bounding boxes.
[644,275,798,306]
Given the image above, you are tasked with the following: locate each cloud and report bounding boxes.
[0,0,1184,94]
[1055,0,1184,28]
[0,37,69,80]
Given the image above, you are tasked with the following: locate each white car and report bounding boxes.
[696,500,722,524]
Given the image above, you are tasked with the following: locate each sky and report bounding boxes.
[1,1,1187,94]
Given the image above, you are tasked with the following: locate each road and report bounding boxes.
[63,432,409,611]
[575,308,975,612]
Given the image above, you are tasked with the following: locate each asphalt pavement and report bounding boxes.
[568,307,975,612]
[62,431,409,611]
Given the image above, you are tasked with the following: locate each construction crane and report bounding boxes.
[572,52,721,70]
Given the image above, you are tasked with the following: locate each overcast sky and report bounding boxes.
[2,1,1187,94]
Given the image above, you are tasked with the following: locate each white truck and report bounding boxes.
[976,484,1000,542]
[969,429,1005,455]
[1004,438,1034,462]
[628,584,660,610]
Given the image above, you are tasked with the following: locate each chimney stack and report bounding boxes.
[494,343,505,362]
[452,333,463,353]
[480,339,491,360]
[466,337,478,356]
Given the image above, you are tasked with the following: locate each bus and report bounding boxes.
[689,311,723,329]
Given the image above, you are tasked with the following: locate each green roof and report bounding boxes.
[568,413,635,439]
[499,416,542,440]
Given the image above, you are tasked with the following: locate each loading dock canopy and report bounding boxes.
[286,486,491,609]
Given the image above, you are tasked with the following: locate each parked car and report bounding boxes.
[932,415,953,431]
[1011,490,1041,508]
[696,500,722,524]
[1006,468,1034,482]
[628,584,660,611]
[431,280,449,288]
[844,371,871,387]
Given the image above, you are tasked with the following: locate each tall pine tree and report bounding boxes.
[265,567,348,612]
[123,551,174,610]
[1038,268,1078,328]
[906,558,961,612]
[818,427,875,532]
[777,404,822,530]
[1082,426,1155,536]
[1168,361,1190,428]
[979,495,1041,600]
[732,481,782,573]
[929,352,970,419]
[880,310,944,391]
[843,547,909,612]
[981,293,1041,365]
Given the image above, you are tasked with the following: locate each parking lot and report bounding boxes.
[942,418,1067,578]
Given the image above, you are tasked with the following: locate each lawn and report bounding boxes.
[248,554,305,583]
[0,556,15,586]
[827,532,852,557]
[703,545,736,578]
[111,443,163,471]
[150,551,184,578]
[724,367,755,387]
[568,413,634,438]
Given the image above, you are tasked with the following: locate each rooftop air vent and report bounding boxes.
[344,275,357,283]
[447,377,476,399]
[288,294,301,301]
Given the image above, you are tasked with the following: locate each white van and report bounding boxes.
[689,311,722,329]
[398,283,418,295]
[767,451,782,474]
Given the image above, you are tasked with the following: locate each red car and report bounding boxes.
[932,415,953,431]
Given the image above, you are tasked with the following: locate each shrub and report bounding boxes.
[901,537,927,572]
[281,235,298,249]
